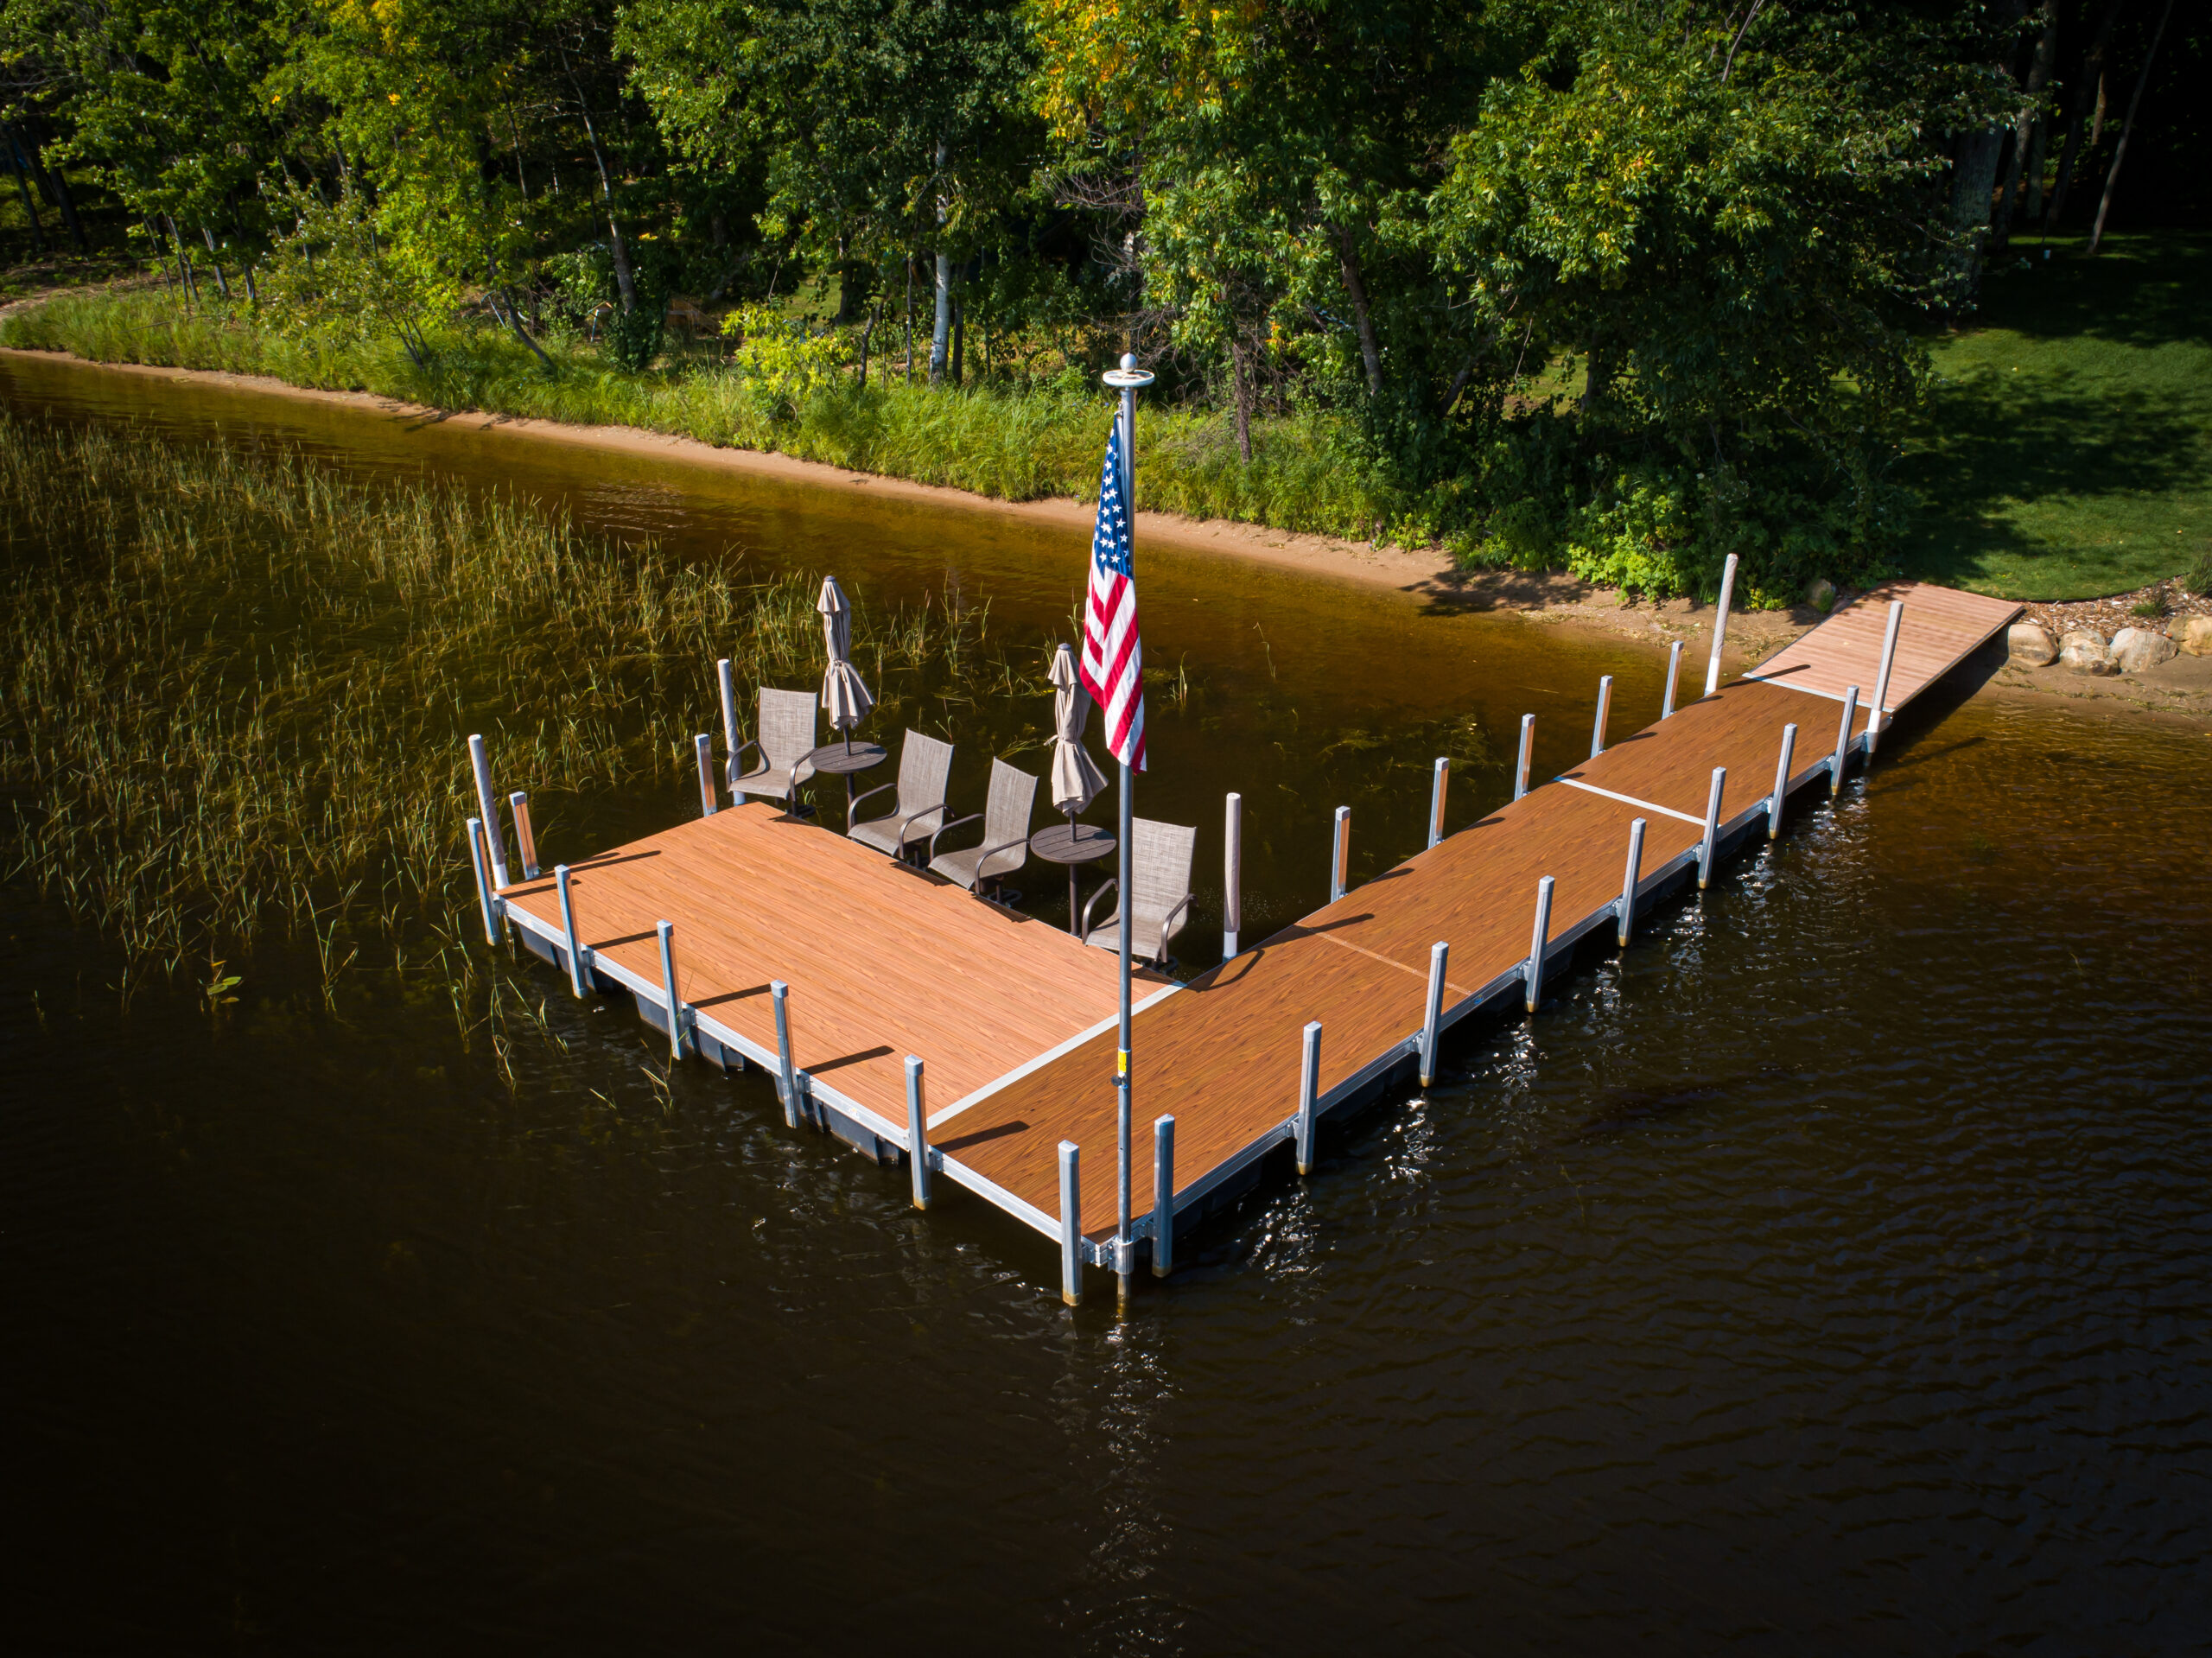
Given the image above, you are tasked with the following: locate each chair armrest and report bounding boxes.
[976,835,1029,876]
[1157,893,1194,966]
[727,739,764,787]
[894,802,950,846]
[1081,877,1119,938]
[849,778,896,829]
[929,811,982,859]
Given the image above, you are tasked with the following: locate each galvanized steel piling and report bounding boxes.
[695,734,717,816]
[1296,1020,1322,1176]
[906,1057,931,1209]
[1514,715,1534,801]
[1831,685,1859,796]
[555,864,589,998]
[509,791,539,880]
[1223,791,1243,958]
[655,920,685,1062]
[1697,768,1726,889]
[1769,724,1797,838]
[1524,876,1554,1011]
[1703,553,1738,699]
[1865,600,1904,757]
[1058,1141,1083,1305]
[1152,1115,1175,1276]
[1662,641,1683,719]
[1329,807,1351,903]
[1591,676,1613,758]
[1419,941,1448,1089]
[1427,758,1448,849]
[466,816,499,945]
[772,979,798,1129]
[1617,818,1646,947]
[468,734,510,887]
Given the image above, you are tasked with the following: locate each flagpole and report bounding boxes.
[1103,349,1152,1307]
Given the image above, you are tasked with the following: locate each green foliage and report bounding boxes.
[720,302,844,411]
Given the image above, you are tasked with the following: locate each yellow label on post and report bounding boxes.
[1116,1049,1130,1077]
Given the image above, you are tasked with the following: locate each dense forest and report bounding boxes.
[0,0,2202,600]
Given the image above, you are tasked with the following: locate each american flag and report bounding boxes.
[1079,416,1145,770]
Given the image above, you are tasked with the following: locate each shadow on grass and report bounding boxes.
[1971,233,2212,350]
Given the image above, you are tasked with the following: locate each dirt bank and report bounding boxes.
[6,343,2204,726]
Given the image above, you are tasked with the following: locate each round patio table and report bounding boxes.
[1029,822,1118,937]
[804,740,886,823]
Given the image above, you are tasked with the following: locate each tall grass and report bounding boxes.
[1,289,1406,541]
[0,416,986,1006]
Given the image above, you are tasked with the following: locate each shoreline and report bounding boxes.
[6,343,2209,726]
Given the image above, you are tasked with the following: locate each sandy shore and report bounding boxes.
[8,342,2208,725]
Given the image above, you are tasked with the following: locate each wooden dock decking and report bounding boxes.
[486,579,2018,1282]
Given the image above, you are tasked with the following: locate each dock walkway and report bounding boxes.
[484,580,2018,1289]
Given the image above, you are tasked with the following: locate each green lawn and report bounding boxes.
[1897,232,2212,600]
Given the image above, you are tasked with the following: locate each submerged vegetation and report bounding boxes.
[0,417,995,1006]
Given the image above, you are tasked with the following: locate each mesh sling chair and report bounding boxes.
[1080,816,1196,969]
[928,758,1037,899]
[849,730,954,861]
[731,687,819,811]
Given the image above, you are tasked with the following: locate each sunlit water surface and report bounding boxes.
[4,353,2209,1651]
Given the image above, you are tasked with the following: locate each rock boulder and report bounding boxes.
[2110,626,2178,674]
[2007,621,2058,666]
[1806,578,1837,613]
[2058,630,2114,675]
[2177,615,2212,657]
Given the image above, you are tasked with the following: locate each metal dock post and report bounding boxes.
[695,734,717,816]
[1152,1115,1175,1277]
[1590,676,1613,758]
[906,1057,931,1209]
[1419,942,1448,1089]
[772,980,798,1129]
[1697,768,1726,889]
[1329,807,1350,904]
[466,816,499,945]
[656,920,685,1062]
[1223,791,1242,958]
[1617,818,1646,947]
[1831,685,1859,796]
[1703,553,1738,698]
[1865,600,1904,758]
[1427,759,1448,849]
[716,657,741,783]
[554,864,589,998]
[508,791,539,880]
[1662,641,1683,719]
[1524,876,1554,1011]
[1514,715,1534,801]
[1769,724,1797,838]
[1296,1021,1322,1176]
[1059,1142,1083,1306]
[467,734,511,887]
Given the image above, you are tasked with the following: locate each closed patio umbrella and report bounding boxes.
[817,575,874,752]
[1048,641,1107,819]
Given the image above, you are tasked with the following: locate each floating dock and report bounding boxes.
[473,579,2019,1297]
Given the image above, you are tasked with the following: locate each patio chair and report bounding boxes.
[928,758,1037,899]
[849,730,953,861]
[730,687,819,810]
[1080,816,1196,969]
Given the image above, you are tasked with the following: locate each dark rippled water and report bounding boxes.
[5,353,2209,1651]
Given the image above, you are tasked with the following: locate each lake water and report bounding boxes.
[5,352,2209,1651]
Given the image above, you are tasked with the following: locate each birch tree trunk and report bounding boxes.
[1336,229,1384,396]
[2045,0,2126,230]
[2088,0,2174,253]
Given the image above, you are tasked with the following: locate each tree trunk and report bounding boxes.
[2088,0,2174,253]
[491,267,556,372]
[858,297,880,390]
[2046,0,2126,229]
[48,155,88,251]
[562,46,637,312]
[1945,128,2007,307]
[4,131,45,257]
[1995,0,2061,242]
[951,297,965,386]
[904,253,914,385]
[10,124,86,251]
[201,227,231,300]
[2024,114,2050,219]
[1335,228,1384,396]
[1228,327,1253,464]
[929,251,952,384]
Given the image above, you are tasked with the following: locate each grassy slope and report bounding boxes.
[1897,232,2212,600]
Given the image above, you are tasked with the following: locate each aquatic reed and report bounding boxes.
[0,417,984,1003]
